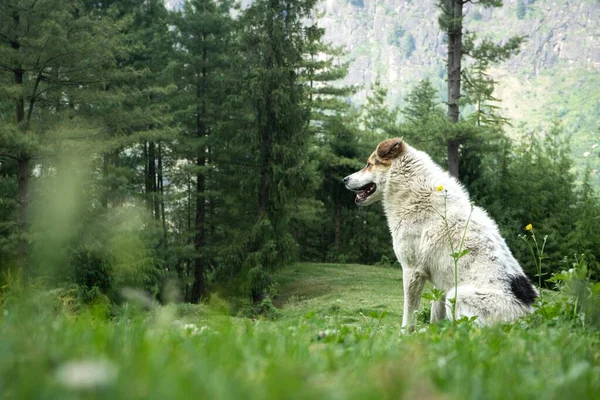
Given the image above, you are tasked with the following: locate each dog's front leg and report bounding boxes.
[401,268,426,332]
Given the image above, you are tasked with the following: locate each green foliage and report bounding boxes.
[401,79,445,127]
[564,168,600,277]
[360,79,398,135]
[461,33,524,127]
[544,254,600,329]
[70,245,113,302]
[374,255,397,268]
[0,0,119,270]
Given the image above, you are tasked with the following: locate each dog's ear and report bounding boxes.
[376,138,405,160]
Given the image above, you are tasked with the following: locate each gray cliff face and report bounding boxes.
[316,0,599,105]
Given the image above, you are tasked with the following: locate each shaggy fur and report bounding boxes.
[344,138,538,331]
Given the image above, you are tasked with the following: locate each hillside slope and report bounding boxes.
[273,263,404,321]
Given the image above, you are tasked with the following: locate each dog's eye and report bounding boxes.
[365,162,371,168]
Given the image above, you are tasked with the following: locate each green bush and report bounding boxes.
[70,245,113,303]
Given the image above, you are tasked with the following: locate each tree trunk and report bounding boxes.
[102,153,109,208]
[143,142,150,209]
[16,155,29,247]
[14,63,30,275]
[191,154,206,303]
[446,0,463,179]
[147,141,158,217]
[187,176,192,238]
[447,139,460,178]
[185,176,192,302]
[191,38,208,303]
[157,142,167,238]
[112,150,123,207]
[334,199,341,252]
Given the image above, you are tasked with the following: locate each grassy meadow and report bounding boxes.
[1,263,599,400]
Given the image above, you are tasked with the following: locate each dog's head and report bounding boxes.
[343,138,405,206]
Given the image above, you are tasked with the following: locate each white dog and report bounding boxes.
[344,138,538,331]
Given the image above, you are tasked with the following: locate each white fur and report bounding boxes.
[345,141,538,331]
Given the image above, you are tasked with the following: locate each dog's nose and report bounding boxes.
[343,176,350,184]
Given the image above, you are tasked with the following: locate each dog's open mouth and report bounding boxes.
[355,183,376,204]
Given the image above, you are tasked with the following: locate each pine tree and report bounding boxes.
[401,79,444,127]
[436,0,516,179]
[500,122,579,278]
[171,0,235,302]
[566,167,600,278]
[360,79,397,137]
[298,21,357,259]
[0,0,117,274]
[302,24,354,127]
[226,0,319,301]
[462,35,524,127]
[400,79,448,163]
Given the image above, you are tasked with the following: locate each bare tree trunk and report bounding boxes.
[334,199,341,252]
[191,37,208,303]
[144,141,158,218]
[158,142,167,238]
[102,153,109,208]
[16,156,29,228]
[191,154,206,303]
[148,141,159,219]
[187,176,192,238]
[445,0,463,179]
[186,175,192,302]
[112,150,123,207]
[143,142,150,209]
[14,62,31,275]
[447,139,460,178]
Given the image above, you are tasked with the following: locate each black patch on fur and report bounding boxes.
[510,275,537,305]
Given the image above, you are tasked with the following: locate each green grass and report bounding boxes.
[1,263,599,399]
[274,263,403,320]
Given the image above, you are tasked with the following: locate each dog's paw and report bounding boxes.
[400,325,415,335]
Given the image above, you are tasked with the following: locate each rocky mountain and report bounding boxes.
[166,0,600,175]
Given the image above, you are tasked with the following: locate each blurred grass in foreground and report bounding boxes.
[1,263,599,400]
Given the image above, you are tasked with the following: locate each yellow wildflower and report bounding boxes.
[435,185,444,192]
[525,223,533,231]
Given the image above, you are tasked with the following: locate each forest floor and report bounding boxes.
[1,263,599,399]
